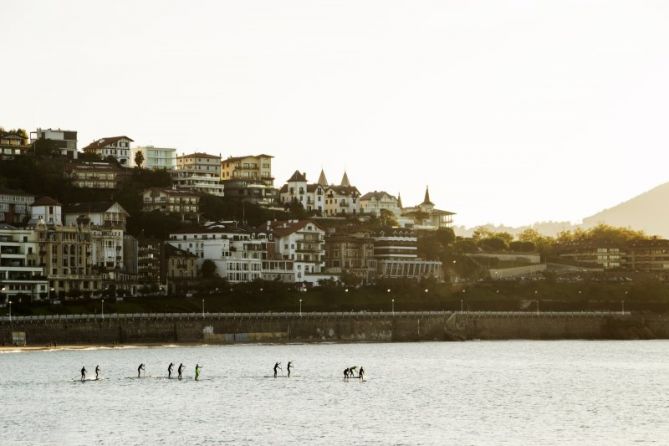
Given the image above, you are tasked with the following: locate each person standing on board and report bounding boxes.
[80,366,87,382]
[273,362,282,378]
[195,364,202,381]
[168,362,174,379]
[137,364,145,378]
[287,361,293,377]
[349,366,358,378]
[358,367,365,381]
[95,365,101,380]
[178,363,184,380]
[343,368,349,380]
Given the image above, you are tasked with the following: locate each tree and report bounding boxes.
[379,209,399,227]
[200,260,218,279]
[134,150,145,169]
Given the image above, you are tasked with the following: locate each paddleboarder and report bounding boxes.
[137,363,145,378]
[273,362,281,378]
[287,361,293,377]
[168,362,174,379]
[178,363,184,380]
[195,364,202,381]
[359,366,365,380]
[80,366,87,382]
[95,365,101,380]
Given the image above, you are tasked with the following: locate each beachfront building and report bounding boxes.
[65,161,128,189]
[0,188,35,225]
[324,233,377,284]
[0,224,49,302]
[130,146,177,170]
[279,171,326,214]
[173,152,224,196]
[30,128,78,159]
[373,228,443,280]
[220,154,274,186]
[82,136,133,166]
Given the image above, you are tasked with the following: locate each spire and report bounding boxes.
[340,171,351,187]
[423,186,433,205]
[397,192,403,208]
[318,169,328,186]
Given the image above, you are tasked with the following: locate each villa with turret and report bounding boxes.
[400,187,455,230]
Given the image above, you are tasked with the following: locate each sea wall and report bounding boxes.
[0,311,666,346]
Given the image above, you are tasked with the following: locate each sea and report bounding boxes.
[1,341,669,445]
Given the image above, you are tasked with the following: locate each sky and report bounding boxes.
[2,1,669,228]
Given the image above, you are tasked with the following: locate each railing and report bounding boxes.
[0,310,631,323]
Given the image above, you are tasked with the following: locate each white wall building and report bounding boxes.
[173,152,224,196]
[279,171,325,213]
[360,191,401,217]
[30,128,78,159]
[0,224,48,302]
[82,136,133,166]
[29,197,62,226]
[0,189,35,225]
[131,146,177,170]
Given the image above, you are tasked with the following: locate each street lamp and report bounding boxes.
[534,290,540,315]
[299,298,303,317]
[202,298,205,318]
[392,298,395,316]
[101,299,105,320]
[8,299,12,323]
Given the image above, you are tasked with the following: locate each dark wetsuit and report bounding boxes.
[138,364,145,378]
[273,362,281,378]
[95,365,100,380]
[81,367,87,382]
[359,367,364,380]
[178,364,184,380]
[344,368,349,379]
[287,362,293,377]
[168,363,174,379]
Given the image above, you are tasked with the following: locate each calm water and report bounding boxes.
[2,341,669,445]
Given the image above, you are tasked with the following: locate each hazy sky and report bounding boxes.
[2,1,669,227]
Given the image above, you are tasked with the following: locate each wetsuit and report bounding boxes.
[178,364,184,380]
[344,368,349,379]
[168,363,174,379]
[138,364,145,378]
[287,362,293,377]
[95,365,100,380]
[81,367,87,382]
[195,364,201,381]
[273,362,281,378]
[359,367,364,380]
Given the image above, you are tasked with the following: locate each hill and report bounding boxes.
[583,182,669,238]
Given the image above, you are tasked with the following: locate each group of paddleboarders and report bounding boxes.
[80,365,102,381]
[167,362,202,380]
[343,366,364,380]
[273,361,293,377]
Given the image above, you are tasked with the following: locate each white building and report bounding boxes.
[400,187,455,230]
[279,171,325,213]
[360,191,401,217]
[0,224,49,302]
[173,152,224,196]
[131,146,177,170]
[82,136,133,166]
[30,128,78,159]
[63,202,129,229]
[0,188,34,225]
[373,229,443,280]
[29,197,62,226]
[323,172,360,216]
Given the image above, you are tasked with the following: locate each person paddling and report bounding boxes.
[359,367,365,381]
[137,364,145,378]
[287,361,293,377]
[178,363,184,380]
[273,362,282,378]
[343,368,349,380]
[168,362,174,379]
[80,366,87,382]
[95,365,101,380]
[349,366,358,378]
[195,364,202,381]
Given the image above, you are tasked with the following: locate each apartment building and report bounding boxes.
[0,224,48,302]
[30,128,78,159]
[82,136,133,166]
[173,153,224,196]
[0,188,34,225]
[65,162,128,189]
[130,146,177,170]
[142,188,200,218]
[0,131,30,159]
[373,228,443,280]
[220,154,274,186]
[324,233,377,284]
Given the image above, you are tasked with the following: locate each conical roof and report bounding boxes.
[423,186,433,205]
[397,192,403,208]
[340,171,351,187]
[318,169,328,186]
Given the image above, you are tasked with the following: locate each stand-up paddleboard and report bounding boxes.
[72,378,105,382]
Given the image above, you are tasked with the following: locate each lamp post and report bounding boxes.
[534,290,540,315]
[392,298,395,316]
[202,298,205,319]
[101,299,105,320]
[299,298,303,317]
[8,299,12,323]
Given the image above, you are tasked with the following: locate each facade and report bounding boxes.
[173,153,224,196]
[373,228,443,280]
[130,146,177,170]
[63,202,129,229]
[557,239,669,274]
[0,132,30,159]
[400,187,455,230]
[142,188,200,218]
[29,197,63,226]
[0,189,34,225]
[324,233,377,284]
[279,171,325,213]
[82,136,133,166]
[65,162,127,189]
[30,128,78,159]
[360,191,401,217]
[323,172,361,216]
[220,154,274,186]
[133,237,161,291]
[0,224,49,302]
[220,179,277,206]
[162,243,198,294]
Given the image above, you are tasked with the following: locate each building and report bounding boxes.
[0,224,49,302]
[373,228,443,280]
[556,239,669,275]
[627,239,669,273]
[360,191,401,218]
[30,128,78,159]
[82,136,133,166]
[221,154,274,186]
[63,202,129,229]
[279,171,325,213]
[400,187,455,230]
[0,188,34,225]
[161,243,198,294]
[173,152,224,196]
[29,196,63,226]
[130,146,177,170]
[323,172,361,216]
[324,233,377,284]
[167,226,266,283]
[220,179,278,206]
[65,162,128,189]
[0,131,30,159]
[260,220,336,284]
[142,188,200,219]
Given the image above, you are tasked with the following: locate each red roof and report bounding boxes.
[82,136,133,151]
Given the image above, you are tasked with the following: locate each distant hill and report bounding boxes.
[582,182,669,238]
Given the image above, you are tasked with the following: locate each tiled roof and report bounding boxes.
[32,196,61,206]
[223,154,274,163]
[177,152,221,159]
[259,219,324,238]
[64,201,128,216]
[360,191,396,201]
[82,136,133,151]
[287,170,307,182]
